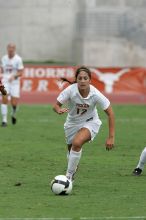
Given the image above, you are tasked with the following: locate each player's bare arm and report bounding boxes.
[15,69,23,78]
[53,101,69,114]
[9,69,24,82]
[104,105,115,150]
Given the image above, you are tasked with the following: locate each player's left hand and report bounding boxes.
[105,137,114,151]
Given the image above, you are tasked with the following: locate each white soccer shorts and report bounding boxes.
[3,82,20,98]
[64,119,102,145]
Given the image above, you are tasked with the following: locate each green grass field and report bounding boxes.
[0,104,146,220]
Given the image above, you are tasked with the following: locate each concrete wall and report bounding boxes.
[0,0,77,62]
[74,0,146,67]
[1,0,146,66]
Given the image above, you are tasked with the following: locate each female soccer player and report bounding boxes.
[0,80,7,95]
[0,43,24,127]
[133,146,146,175]
[53,66,115,181]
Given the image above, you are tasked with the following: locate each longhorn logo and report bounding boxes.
[90,68,130,93]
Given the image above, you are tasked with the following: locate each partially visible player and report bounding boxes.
[0,43,24,127]
[133,146,146,175]
[0,80,7,95]
[53,66,115,181]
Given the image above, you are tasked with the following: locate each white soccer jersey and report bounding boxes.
[1,54,24,84]
[57,83,110,125]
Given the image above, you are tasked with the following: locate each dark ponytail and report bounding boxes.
[60,77,75,84]
[60,66,91,84]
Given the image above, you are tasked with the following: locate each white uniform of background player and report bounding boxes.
[57,83,110,144]
[0,43,24,126]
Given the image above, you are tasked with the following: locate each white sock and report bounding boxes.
[1,104,8,123]
[66,149,82,180]
[67,151,70,162]
[137,147,146,170]
[66,149,82,165]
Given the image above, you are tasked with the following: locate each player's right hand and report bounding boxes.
[57,108,69,114]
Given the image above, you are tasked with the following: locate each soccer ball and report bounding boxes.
[51,175,72,195]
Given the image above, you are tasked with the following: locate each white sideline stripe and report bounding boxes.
[0,219,73,220]
[0,217,146,220]
[0,218,72,220]
[81,217,146,220]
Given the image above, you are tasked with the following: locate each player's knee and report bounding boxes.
[72,145,81,152]
[72,139,82,151]
[2,98,8,104]
[72,138,81,147]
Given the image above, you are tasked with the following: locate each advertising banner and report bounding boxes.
[21,65,146,103]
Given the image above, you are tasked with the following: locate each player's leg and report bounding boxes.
[133,147,146,176]
[66,127,91,180]
[10,83,20,124]
[1,82,9,127]
[11,97,19,124]
[67,144,72,161]
[67,144,80,180]
[1,94,9,127]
